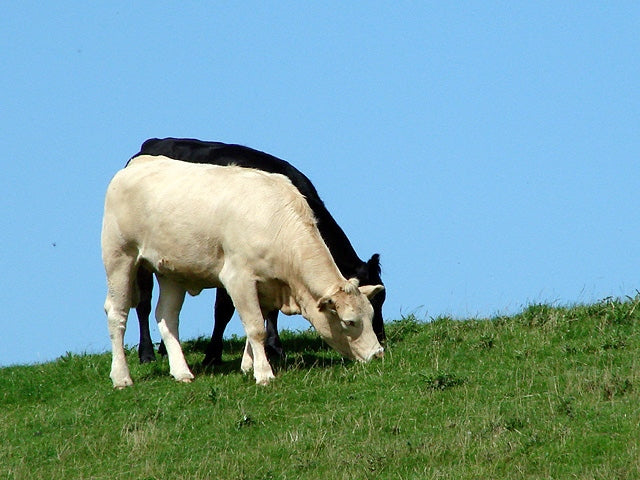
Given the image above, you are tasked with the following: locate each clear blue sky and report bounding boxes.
[1,3,638,367]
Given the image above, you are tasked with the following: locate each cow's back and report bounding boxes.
[105,156,316,289]
[131,138,323,206]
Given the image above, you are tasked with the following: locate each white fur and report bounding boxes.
[101,156,384,387]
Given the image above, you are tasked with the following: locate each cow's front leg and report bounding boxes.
[265,310,284,359]
[241,339,254,373]
[201,288,236,367]
[222,274,275,385]
[242,320,275,386]
[155,276,194,383]
[136,266,156,363]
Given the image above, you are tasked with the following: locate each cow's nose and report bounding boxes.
[372,347,384,359]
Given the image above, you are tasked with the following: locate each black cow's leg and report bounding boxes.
[265,311,284,359]
[136,266,156,363]
[202,288,236,366]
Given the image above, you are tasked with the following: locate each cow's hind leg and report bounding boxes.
[221,273,275,386]
[155,275,194,383]
[104,253,137,388]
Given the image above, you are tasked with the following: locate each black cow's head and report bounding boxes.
[355,254,386,342]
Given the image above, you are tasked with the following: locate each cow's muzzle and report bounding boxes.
[367,346,384,361]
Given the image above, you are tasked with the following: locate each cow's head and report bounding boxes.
[354,253,386,342]
[313,278,385,362]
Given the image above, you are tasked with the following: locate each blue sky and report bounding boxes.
[1,3,638,367]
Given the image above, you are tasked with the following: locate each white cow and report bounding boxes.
[101,155,384,387]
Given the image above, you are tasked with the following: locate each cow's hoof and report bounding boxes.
[113,378,133,389]
[138,353,156,364]
[201,355,223,368]
[173,373,195,383]
[255,372,276,386]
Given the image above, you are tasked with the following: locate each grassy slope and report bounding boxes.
[2,298,639,480]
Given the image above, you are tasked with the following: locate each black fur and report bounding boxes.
[130,138,385,365]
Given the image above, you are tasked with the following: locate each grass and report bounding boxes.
[2,297,640,479]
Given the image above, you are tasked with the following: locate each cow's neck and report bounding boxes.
[286,237,345,310]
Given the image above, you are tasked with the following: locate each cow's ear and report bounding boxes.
[318,295,337,313]
[367,253,381,277]
[359,284,385,300]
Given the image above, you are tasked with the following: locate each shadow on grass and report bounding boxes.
[142,330,340,380]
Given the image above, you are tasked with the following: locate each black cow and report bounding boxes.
[130,138,386,366]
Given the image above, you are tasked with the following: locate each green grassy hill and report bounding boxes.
[2,298,639,479]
